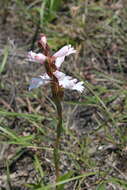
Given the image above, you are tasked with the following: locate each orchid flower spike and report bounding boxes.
[28,35,84,93]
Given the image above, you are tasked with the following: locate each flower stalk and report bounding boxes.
[45,62,63,180]
[38,36,64,181]
[53,98,62,180]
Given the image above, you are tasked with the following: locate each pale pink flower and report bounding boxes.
[28,44,84,92]
[53,71,84,93]
[28,51,46,64]
[53,45,76,57]
[29,70,84,92]
[72,81,84,92]
[53,45,76,68]
[29,73,50,91]
[28,45,76,68]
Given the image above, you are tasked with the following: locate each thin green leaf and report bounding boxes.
[37,172,97,190]
[0,46,9,74]
[34,154,44,179]
[0,109,44,121]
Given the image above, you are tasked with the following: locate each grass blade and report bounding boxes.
[0,46,9,74]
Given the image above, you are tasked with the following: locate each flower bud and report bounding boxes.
[40,33,47,45]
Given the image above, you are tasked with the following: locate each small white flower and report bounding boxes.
[53,71,84,93]
[53,45,76,57]
[29,70,84,93]
[53,45,76,68]
[28,51,46,64]
[28,44,84,93]
[29,73,50,91]
[28,45,76,69]
[72,81,84,93]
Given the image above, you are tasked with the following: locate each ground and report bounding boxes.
[0,0,127,190]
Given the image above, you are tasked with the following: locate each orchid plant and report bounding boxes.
[28,34,84,182]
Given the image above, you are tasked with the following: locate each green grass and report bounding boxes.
[0,46,9,74]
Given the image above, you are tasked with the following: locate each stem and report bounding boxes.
[53,98,62,181]
[44,56,63,182]
[38,36,64,184]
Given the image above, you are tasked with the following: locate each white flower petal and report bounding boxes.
[54,45,76,58]
[72,81,84,93]
[28,51,46,63]
[29,74,50,90]
[39,73,50,80]
[53,70,66,79]
[53,71,84,92]
[55,56,65,69]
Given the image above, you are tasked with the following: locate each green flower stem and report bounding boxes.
[44,58,63,182]
[53,97,63,181]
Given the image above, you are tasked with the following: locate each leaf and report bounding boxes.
[107,177,127,189]
[36,172,97,190]
[0,109,44,121]
[0,46,9,74]
[96,183,106,190]
[0,126,35,147]
[34,155,44,179]
[56,171,74,190]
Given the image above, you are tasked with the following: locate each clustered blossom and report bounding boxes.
[28,38,84,93]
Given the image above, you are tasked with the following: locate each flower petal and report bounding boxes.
[71,81,84,93]
[54,45,76,58]
[39,73,51,81]
[55,56,65,69]
[53,70,66,79]
[53,71,84,92]
[40,34,47,46]
[29,73,50,90]
[28,51,46,64]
